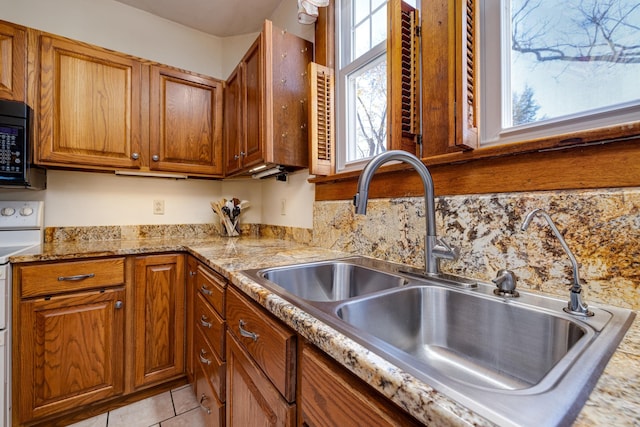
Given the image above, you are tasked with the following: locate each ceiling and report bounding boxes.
[113,0,284,37]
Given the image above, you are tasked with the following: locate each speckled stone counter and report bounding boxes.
[9,235,640,426]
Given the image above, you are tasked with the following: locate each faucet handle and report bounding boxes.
[432,238,459,260]
[492,270,519,297]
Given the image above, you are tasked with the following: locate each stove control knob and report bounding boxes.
[20,207,34,216]
[1,207,15,216]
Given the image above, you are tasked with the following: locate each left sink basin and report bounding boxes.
[257,259,407,302]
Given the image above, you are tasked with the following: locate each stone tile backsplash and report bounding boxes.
[312,188,640,310]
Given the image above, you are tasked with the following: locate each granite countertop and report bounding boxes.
[10,236,640,426]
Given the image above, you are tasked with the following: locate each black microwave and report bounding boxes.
[0,99,46,189]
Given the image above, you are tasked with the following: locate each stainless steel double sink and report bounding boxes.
[241,256,635,426]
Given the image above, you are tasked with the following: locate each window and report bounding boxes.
[481,0,640,146]
[337,0,389,172]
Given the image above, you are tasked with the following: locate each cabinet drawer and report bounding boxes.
[195,327,225,402]
[195,363,225,427]
[196,265,226,317]
[226,287,296,402]
[195,292,225,360]
[19,258,125,298]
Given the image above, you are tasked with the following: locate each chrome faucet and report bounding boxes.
[521,208,593,316]
[353,150,457,276]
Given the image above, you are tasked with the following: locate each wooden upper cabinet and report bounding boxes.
[242,36,264,169]
[224,64,244,175]
[149,66,224,176]
[31,29,225,176]
[0,20,26,102]
[224,36,263,175]
[36,33,143,169]
[133,254,185,389]
[224,20,312,177]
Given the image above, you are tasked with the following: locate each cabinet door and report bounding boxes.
[149,66,224,176]
[37,34,142,169]
[300,343,422,427]
[18,289,125,423]
[133,254,185,388]
[241,35,264,168]
[224,65,243,175]
[226,332,295,427]
[186,256,198,383]
[0,21,26,102]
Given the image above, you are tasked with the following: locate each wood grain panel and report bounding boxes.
[19,257,125,298]
[268,21,312,167]
[196,264,226,317]
[18,289,125,422]
[314,139,640,200]
[195,292,225,360]
[224,64,244,174]
[195,363,225,427]
[300,343,422,427]
[226,286,296,402]
[133,254,185,389]
[37,34,142,169]
[149,65,224,176]
[226,332,295,427]
[242,34,264,168]
[194,325,226,402]
[0,20,26,101]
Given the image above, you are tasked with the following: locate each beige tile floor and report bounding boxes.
[67,384,207,427]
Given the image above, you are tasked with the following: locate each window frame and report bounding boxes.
[308,0,640,199]
[480,0,640,147]
[336,0,389,173]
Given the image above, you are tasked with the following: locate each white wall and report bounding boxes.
[0,0,316,229]
[0,0,224,78]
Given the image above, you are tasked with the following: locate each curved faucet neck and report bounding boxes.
[354,150,436,237]
[353,150,456,276]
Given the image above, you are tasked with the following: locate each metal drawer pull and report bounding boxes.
[200,315,212,328]
[199,349,212,365]
[199,394,212,415]
[58,273,95,281]
[238,320,258,342]
[200,285,213,296]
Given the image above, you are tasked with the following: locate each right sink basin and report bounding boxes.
[336,285,587,390]
[242,256,636,427]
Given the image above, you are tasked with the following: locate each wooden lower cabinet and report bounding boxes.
[17,288,126,422]
[133,254,186,389]
[226,332,295,427]
[186,256,198,383]
[188,256,227,426]
[195,361,226,427]
[299,343,423,427]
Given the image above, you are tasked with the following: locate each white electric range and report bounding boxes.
[0,200,44,427]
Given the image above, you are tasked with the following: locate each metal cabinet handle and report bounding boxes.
[200,285,213,296]
[58,273,95,281]
[115,300,123,309]
[234,154,240,160]
[131,152,139,160]
[152,154,160,161]
[189,270,197,277]
[240,151,246,157]
[199,349,212,365]
[200,315,212,328]
[199,394,212,415]
[238,320,258,342]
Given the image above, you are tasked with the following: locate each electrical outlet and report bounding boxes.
[280,198,286,216]
[153,199,165,215]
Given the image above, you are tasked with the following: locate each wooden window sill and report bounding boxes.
[310,138,640,201]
